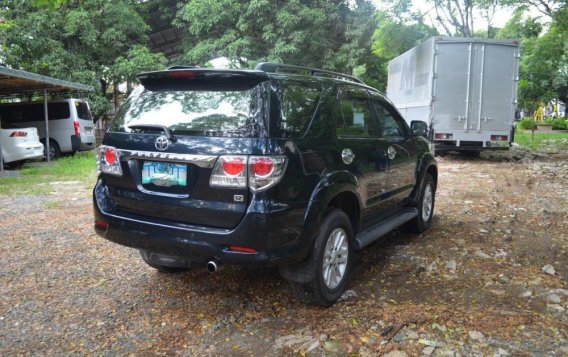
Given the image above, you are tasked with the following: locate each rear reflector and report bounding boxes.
[228,246,257,254]
[491,135,508,141]
[94,220,108,230]
[9,131,28,137]
[434,133,453,140]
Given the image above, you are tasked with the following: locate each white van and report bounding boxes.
[0,98,96,159]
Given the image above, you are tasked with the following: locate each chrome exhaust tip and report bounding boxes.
[206,260,222,273]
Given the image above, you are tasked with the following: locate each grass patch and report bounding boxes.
[0,151,98,195]
[514,130,568,151]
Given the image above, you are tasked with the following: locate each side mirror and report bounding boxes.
[410,120,428,137]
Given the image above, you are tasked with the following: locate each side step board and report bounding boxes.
[354,208,418,250]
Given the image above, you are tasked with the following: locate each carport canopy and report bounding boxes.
[0,66,94,170]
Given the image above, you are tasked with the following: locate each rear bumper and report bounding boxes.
[2,142,44,163]
[93,179,311,267]
[434,143,509,152]
[79,134,96,151]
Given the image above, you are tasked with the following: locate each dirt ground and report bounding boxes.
[1,151,567,356]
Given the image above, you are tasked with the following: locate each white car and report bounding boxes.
[0,125,44,167]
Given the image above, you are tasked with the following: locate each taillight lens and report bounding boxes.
[210,155,247,188]
[490,135,508,141]
[209,155,287,192]
[248,156,287,192]
[222,157,246,176]
[96,145,122,176]
[251,157,273,177]
[434,133,453,140]
[9,131,28,137]
[74,121,80,136]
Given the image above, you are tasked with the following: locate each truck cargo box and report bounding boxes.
[387,36,519,153]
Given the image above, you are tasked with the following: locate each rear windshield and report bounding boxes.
[110,84,268,137]
[75,102,92,121]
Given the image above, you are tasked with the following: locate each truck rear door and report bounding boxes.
[475,43,519,132]
[433,42,471,131]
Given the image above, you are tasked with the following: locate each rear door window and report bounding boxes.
[371,100,408,141]
[336,88,378,138]
[110,84,268,137]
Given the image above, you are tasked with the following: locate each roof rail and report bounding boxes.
[255,62,364,85]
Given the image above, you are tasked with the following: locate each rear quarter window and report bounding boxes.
[273,80,322,138]
[75,102,93,121]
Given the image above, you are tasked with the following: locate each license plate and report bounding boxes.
[142,161,187,187]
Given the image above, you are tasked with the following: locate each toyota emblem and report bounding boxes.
[155,136,170,151]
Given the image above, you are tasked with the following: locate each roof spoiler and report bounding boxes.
[137,68,269,91]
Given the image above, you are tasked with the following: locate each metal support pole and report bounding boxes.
[44,89,50,163]
[0,121,4,172]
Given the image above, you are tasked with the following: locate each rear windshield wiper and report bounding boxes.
[128,124,177,142]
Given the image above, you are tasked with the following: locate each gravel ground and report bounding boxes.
[1,151,567,356]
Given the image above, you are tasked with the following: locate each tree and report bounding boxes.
[365,2,437,90]
[426,0,502,38]
[494,1,567,114]
[112,45,167,95]
[0,0,162,120]
[174,0,377,73]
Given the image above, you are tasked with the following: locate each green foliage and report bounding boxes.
[514,130,568,150]
[552,119,568,130]
[1,0,156,120]
[371,10,437,60]
[31,0,66,10]
[0,151,96,195]
[112,45,167,87]
[496,8,543,39]
[174,0,377,73]
[517,118,537,130]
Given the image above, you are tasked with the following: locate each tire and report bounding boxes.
[42,139,61,160]
[290,209,354,306]
[139,250,192,273]
[405,173,436,233]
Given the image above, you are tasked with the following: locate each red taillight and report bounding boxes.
[434,133,453,140]
[104,147,117,165]
[94,220,108,230]
[222,158,245,176]
[491,135,508,141]
[97,145,122,176]
[251,157,273,177]
[9,131,28,137]
[228,246,257,254]
[74,121,80,136]
[168,71,197,79]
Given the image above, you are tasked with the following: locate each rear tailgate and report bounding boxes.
[100,69,270,229]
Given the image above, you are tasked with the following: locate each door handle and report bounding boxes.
[341,148,355,164]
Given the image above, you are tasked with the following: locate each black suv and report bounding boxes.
[93,63,437,306]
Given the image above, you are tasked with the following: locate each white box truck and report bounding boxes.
[387,36,519,154]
